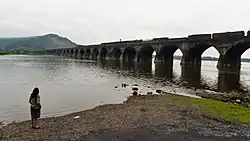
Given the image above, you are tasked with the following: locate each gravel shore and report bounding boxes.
[2,94,250,141]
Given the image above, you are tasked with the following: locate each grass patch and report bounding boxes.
[163,94,250,124]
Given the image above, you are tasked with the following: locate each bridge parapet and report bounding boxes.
[169,37,188,42]
[212,31,245,41]
[101,40,143,46]
[76,45,84,48]
[152,37,169,41]
[188,34,211,41]
[82,44,101,49]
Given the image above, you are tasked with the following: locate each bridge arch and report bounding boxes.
[111,47,122,60]
[74,49,79,58]
[70,49,74,57]
[66,49,70,56]
[182,43,219,66]
[100,47,108,60]
[79,49,84,59]
[123,46,137,62]
[219,40,250,71]
[62,49,66,56]
[92,48,99,60]
[156,45,181,63]
[85,48,91,59]
[138,45,155,63]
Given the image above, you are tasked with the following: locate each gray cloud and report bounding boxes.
[0,0,250,56]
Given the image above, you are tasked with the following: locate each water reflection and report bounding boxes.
[217,71,240,92]
[94,60,248,93]
[137,62,153,75]
[154,63,173,80]
[180,65,201,89]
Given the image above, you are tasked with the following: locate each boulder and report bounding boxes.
[121,83,128,88]
[236,99,241,104]
[132,86,139,91]
[156,89,162,94]
[147,92,153,95]
[132,91,138,95]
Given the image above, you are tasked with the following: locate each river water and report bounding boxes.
[1,55,250,123]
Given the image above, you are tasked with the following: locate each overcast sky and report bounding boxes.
[0,0,250,57]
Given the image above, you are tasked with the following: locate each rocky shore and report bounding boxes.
[2,94,250,141]
[195,90,250,107]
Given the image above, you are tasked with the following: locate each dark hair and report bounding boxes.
[31,87,39,98]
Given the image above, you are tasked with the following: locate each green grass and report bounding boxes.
[0,51,9,55]
[164,94,250,124]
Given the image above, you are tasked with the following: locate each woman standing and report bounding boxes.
[29,87,41,129]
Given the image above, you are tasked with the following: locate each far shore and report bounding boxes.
[2,93,250,141]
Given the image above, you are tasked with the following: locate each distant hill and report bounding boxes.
[0,34,77,51]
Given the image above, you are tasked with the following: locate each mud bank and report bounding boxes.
[2,94,250,141]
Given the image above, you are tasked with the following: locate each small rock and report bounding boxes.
[236,99,241,104]
[147,92,153,95]
[133,84,138,86]
[156,89,162,94]
[132,91,138,95]
[73,116,80,119]
[147,85,150,88]
[171,89,176,93]
[121,83,127,88]
[132,86,138,91]
[140,108,147,112]
[114,85,118,88]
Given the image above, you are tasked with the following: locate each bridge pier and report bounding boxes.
[155,55,174,69]
[217,55,241,73]
[84,54,90,60]
[83,49,91,59]
[154,62,173,79]
[109,48,124,60]
[123,52,138,62]
[181,64,201,89]
[217,70,240,92]
[73,49,79,59]
[180,53,202,67]
[65,49,70,57]
[137,62,153,74]
[122,46,137,62]
[78,49,84,59]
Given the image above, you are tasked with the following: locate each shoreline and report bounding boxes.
[2,93,250,141]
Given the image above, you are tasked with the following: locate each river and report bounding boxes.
[0,55,250,123]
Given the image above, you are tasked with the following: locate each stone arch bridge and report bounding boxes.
[44,31,250,72]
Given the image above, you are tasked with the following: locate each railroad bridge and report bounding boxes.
[45,31,250,72]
